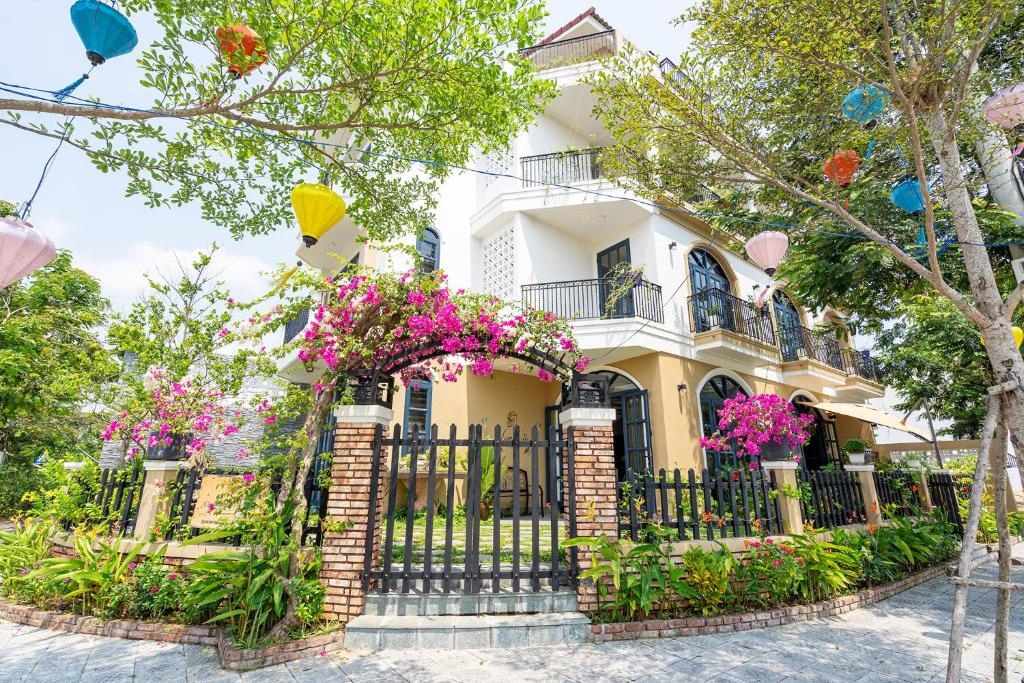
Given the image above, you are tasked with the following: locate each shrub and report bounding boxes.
[0,518,56,604]
[98,553,195,622]
[842,438,867,454]
[735,537,801,609]
[28,533,146,614]
[787,534,860,602]
[0,463,41,519]
[675,545,735,616]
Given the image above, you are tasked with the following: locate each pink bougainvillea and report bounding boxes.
[700,393,814,462]
[102,364,242,463]
[267,269,589,387]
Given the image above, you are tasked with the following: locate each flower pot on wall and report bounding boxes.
[847,451,866,465]
[147,433,190,461]
[759,442,792,461]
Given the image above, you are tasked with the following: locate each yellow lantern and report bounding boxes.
[980,326,1024,348]
[291,183,346,247]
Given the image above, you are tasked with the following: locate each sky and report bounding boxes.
[0,1,693,313]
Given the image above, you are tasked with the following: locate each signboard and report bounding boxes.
[189,474,242,529]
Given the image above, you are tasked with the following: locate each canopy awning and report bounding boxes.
[799,401,933,441]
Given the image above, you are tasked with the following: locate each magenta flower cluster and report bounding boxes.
[101,365,246,462]
[700,393,814,462]
[281,269,589,387]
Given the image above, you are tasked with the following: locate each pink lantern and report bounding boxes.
[744,231,789,276]
[982,84,1024,130]
[0,216,56,289]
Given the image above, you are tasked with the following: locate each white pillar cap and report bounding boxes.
[334,404,394,425]
[558,407,616,427]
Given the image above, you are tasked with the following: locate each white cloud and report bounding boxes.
[75,242,276,313]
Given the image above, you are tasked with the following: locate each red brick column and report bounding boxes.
[320,404,392,623]
[560,407,618,612]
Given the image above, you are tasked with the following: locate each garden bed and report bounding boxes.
[0,597,345,671]
[590,562,947,642]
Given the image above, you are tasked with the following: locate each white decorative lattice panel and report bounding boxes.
[481,147,513,189]
[482,228,516,301]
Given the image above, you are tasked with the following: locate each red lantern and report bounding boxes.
[823,150,860,187]
[216,24,267,78]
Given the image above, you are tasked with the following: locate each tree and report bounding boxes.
[1,0,552,240]
[0,249,116,515]
[588,1,1023,678]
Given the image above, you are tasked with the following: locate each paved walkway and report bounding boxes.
[1,547,1021,682]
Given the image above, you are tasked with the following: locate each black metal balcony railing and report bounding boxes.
[283,308,310,344]
[778,325,844,371]
[842,348,882,382]
[521,148,605,187]
[522,277,664,323]
[521,30,616,70]
[688,287,777,347]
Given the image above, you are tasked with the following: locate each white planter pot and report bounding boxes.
[847,452,866,465]
[905,457,921,470]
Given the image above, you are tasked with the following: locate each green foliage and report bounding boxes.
[9,0,552,240]
[785,534,860,603]
[675,545,735,616]
[0,518,56,604]
[98,554,196,622]
[184,518,315,648]
[563,528,683,622]
[842,439,867,454]
[28,533,147,614]
[0,251,116,502]
[0,463,41,519]
[833,516,958,586]
[734,538,801,609]
[0,199,17,217]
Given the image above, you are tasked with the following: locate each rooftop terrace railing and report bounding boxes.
[521,30,616,70]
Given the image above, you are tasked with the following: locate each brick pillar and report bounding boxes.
[559,406,617,612]
[320,404,392,623]
[760,461,805,534]
[133,461,184,541]
[846,464,882,526]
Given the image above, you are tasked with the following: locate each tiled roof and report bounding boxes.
[538,6,614,46]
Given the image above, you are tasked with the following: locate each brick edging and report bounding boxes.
[0,599,344,671]
[590,563,947,642]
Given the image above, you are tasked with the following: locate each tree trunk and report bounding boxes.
[993,417,1012,683]
[946,396,999,682]
[266,382,334,641]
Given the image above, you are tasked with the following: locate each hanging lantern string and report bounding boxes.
[2,78,1024,249]
[54,64,95,103]
[19,116,75,220]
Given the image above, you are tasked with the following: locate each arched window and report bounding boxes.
[688,249,731,294]
[416,227,440,273]
[773,291,804,362]
[698,375,745,475]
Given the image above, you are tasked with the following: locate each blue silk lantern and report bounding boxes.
[70,0,138,66]
[842,85,890,126]
[890,178,925,214]
[55,1,138,101]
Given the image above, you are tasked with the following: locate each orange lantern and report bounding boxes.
[823,150,861,187]
[216,24,267,78]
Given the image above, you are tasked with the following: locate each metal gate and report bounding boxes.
[363,423,578,595]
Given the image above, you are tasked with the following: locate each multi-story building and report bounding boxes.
[280,7,898,497]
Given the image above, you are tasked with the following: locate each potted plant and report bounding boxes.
[843,438,868,465]
[701,393,815,465]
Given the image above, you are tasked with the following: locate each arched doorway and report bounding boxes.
[792,396,842,470]
[773,290,804,362]
[688,248,731,294]
[698,374,746,475]
[550,369,652,482]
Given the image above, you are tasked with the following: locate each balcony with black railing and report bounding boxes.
[842,348,882,383]
[521,30,617,70]
[520,147,605,187]
[778,325,845,371]
[522,277,663,324]
[688,288,776,347]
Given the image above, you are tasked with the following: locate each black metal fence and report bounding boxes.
[800,470,867,528]
[617,467,782,541]
[164,464,329,546]
[873,471,917,517]
[778,325,844,370]
[522,277,664,323]
[842,349,882,382]
[365,423,577,595]
[521,29,616,69]
[689,287,777,347]
[928,471,965,536]
[91,467,146,534]
[521,148,605,187]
